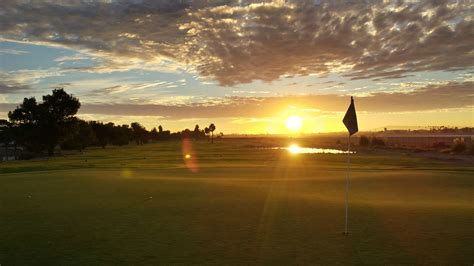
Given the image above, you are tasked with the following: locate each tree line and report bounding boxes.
[0,89,222,159]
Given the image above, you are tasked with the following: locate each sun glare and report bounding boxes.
[288,144,302,154]
[286,116,303,131]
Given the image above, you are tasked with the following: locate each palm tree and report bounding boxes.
[209,123,216,144]
[194,124,200,140]
[204,127,210,142]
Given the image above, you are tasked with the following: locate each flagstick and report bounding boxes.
[344,134,351,234]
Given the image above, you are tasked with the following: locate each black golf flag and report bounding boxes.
[343,96,358,136]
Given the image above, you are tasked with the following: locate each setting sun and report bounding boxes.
[285,116,303,132]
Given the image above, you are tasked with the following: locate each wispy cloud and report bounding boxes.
[80,79,186,99]
[0,48,29,55]
[0,68,67,85]
[0,69,64,94]
[0,82,32,94]
[232,90,270,94]
[54,54,91,62]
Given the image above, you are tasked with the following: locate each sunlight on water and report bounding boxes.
[272,144,353,154]
[288,144,302,154]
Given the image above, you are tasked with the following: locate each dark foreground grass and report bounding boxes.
[0,139,473,265]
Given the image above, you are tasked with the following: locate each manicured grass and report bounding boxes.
[0,139,473,265]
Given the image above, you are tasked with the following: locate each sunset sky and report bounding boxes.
[0,0,472,134]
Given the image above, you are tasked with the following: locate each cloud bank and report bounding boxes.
[1,0,472,85]
[0,81,465,118]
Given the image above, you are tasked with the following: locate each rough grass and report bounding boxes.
[0,139,473,265]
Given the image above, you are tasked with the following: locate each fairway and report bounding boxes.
[1,139,473,265]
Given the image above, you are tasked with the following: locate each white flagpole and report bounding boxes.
[344,134,351,234]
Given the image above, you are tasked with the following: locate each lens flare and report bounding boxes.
[182,138,198,172]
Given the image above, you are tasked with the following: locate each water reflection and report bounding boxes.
[272,144,353,154]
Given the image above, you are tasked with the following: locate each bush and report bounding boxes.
[451,138,466,153]
[371,137,385,146]
[18,152,35,160]
[60,139,81,151]
[433,142,448,149]
[359,135,370,147]
[468,146,474,156]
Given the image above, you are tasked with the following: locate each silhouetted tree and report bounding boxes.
[193,124,201,140]
[7,97,42,153]
[158,128,171,140]
[170,131,181,139]
[153,125,171,141]
[4,89,229,160]
[8,89,80,155]
[61,120,96,152]
[90,121,111,148]
[209,123,216,143]
[0,120,13,160]
[181,128,192,139]
[131,122,148,145]
[150,127,159,141]
[110,124,132,146]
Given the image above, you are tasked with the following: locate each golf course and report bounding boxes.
[0,139,472,265]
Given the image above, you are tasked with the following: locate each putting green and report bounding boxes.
[1,140,472,265]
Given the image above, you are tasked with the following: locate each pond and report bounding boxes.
[271,144,354,154]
